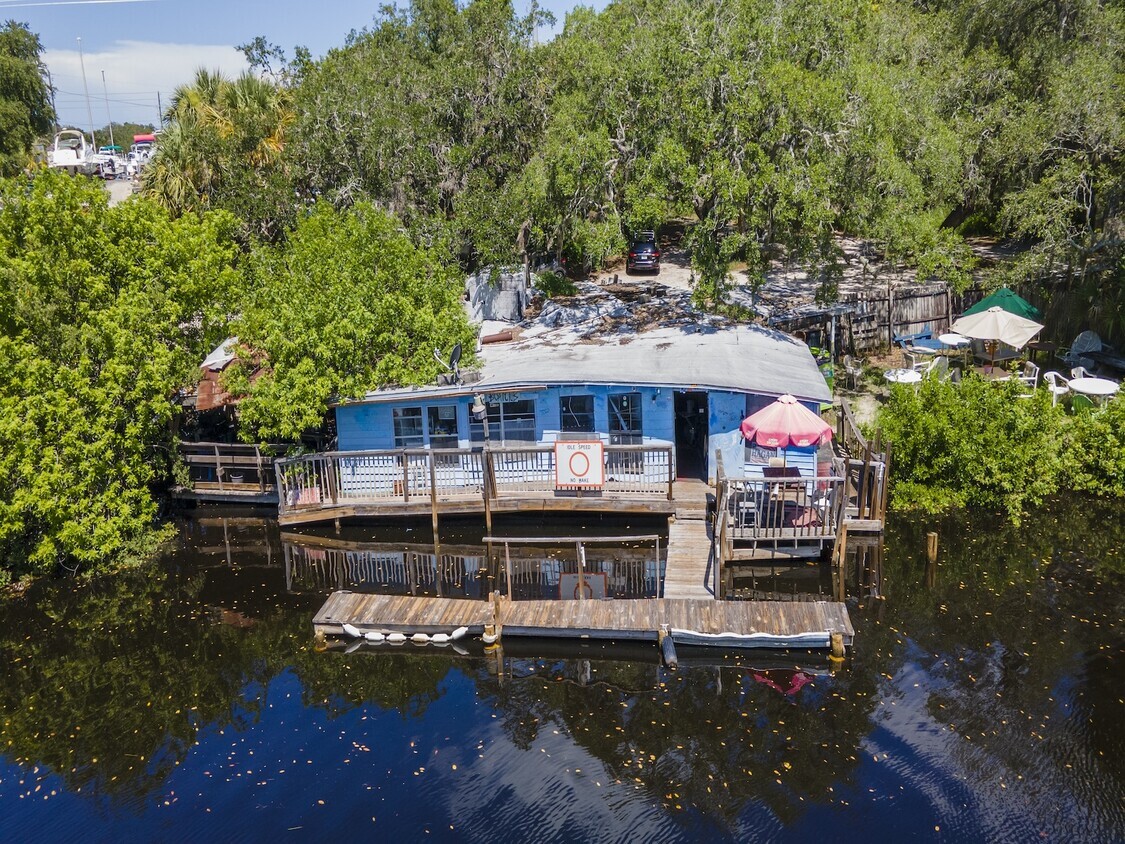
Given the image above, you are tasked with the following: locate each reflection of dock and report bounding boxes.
[284,532,662,600]
[313,591,853,651]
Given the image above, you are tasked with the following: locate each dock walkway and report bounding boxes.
[313,591,853,651]
[663,519,713,599]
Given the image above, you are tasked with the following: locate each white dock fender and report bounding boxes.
[481,631,499,645]
[365,631,385,642]
[342,623,363,639]
[411,633,430,644]
[451,626,469,641]
[431,633,450,645]
[387,632,407,644]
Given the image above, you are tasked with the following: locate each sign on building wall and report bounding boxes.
[555,441,605,488]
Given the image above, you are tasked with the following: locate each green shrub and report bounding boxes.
[876,376,1067,521]
[1062,395,1125,498]
[535,270,577,298]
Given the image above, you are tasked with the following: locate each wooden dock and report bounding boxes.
[312,591,853,651]
[663,518,713,599]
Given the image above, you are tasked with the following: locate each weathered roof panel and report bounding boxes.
[474,324,831,403]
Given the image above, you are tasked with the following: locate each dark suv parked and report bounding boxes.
[626,231,660,273]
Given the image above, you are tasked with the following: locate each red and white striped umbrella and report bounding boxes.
[740,394,833,449]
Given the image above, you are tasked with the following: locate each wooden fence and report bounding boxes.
[177,441,288,496]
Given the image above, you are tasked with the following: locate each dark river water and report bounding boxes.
[1,503,1122,842]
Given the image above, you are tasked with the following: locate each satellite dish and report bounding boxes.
[434,343,463,372]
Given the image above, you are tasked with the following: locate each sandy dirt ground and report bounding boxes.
[104,179,136,207]
[591,236,925,320]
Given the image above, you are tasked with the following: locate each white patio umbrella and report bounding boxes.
[950,306,1044,369]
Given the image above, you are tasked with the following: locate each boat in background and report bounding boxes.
[126,133,157,179]
[94,144,127,179]
[47,129,98,176]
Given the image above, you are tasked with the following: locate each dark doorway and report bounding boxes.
[674,391,709,479]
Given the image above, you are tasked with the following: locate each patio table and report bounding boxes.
[939,332,972,366]
[884,368,922,385]
[1069,377,1120,401]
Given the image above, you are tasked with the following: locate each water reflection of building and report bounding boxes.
[283,534,663,600]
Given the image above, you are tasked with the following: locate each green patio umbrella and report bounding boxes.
[963,288,1041,321]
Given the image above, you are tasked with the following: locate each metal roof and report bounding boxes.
[345,322,830,406]
[475,323,831,403]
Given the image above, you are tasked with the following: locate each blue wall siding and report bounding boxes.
[335,387,825,481]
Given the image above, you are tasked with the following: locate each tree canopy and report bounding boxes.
[140,0,1123,319]
[0,20,54,176]
[0,172,242,580]
[228,201,476,442]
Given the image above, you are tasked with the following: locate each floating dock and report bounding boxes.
[312,591,853,652]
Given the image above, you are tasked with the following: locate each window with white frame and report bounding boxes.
[470,399,537,444]
[392,407,424,448]
[608,392,643,444]
[560,394,595,434]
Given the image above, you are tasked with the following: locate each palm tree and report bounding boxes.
[142,68,293,224]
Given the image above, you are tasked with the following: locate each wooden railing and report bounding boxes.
[275,444,676,516]
[178,441,288,494]
[713,449,847,544]
[724,476,846,541]
[834,399,892,522]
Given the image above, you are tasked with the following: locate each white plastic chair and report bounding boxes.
[1020,361,1040,388]
[1071,366,1093,380]
[1043,371,1070,406]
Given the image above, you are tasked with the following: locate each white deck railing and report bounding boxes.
[275,445,675,516]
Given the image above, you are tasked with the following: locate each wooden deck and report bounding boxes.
[312,591,854,650]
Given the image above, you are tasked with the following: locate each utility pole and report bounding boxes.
[156,91,164,129]
[101,70,114,147]
[77,37,97,149]
[45,66,59,133]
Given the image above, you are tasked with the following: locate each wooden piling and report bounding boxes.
[925,530,938,590]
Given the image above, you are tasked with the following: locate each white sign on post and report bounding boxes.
[554,440,605,488]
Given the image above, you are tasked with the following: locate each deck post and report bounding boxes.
[255,445,265,492]
[504,543,513,601]
[402,451,410,502]
[483,450,494,536]
[667,446,674,500]
[483,450,494,590]
[430,456,443,597]
[833,522,849,602]
[576,542,587,601]
[214,444,224,491]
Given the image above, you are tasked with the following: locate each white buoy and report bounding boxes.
[342,623,363,639]
[387,632,407,644]
[411,633,430,644]
[431,633,450,644]
[451,626,469,641]
[481,631,498,645]
[365,631,385,642]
